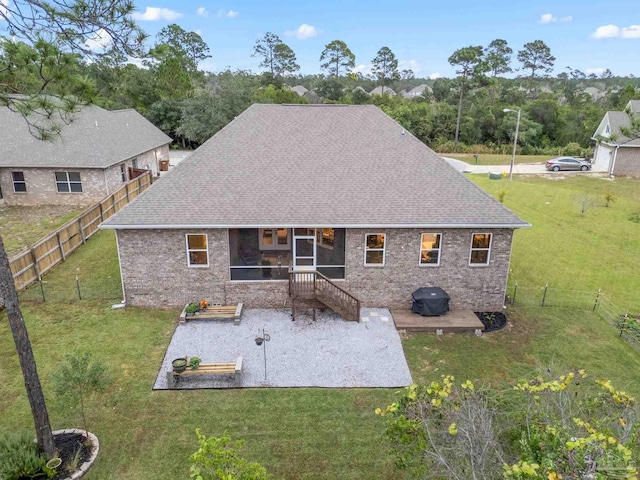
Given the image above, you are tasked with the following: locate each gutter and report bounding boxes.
[610,145,620,176]
[100,222,532,230]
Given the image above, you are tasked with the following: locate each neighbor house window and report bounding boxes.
[364,233,386,266]
[186,234,208,267]
[420,233,441,266]
[55,172,82,193]
[120,164,127,182]
[12,171,26,192]
[132,158,138,169]
[470,233,492,266]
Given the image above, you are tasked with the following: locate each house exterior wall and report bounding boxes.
[102,145,168,195]
[0,167,107,206]
[117,227,514,312]
[612,148,640,177]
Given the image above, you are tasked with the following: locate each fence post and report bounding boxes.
[75,273,82,300]
[78,216,86,244]
[39,278,46,302]
[513,282,518,306]
[620,314,628,338]
[99,203,104,222]
[125,183,130,203]
[593,288,601,311]
[541,282,548,307]
[56,231,66,261]
[30,247,40,281]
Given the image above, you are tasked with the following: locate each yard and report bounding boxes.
[438,153,554,165]
[0,204,82,256]
[1,175,639,479]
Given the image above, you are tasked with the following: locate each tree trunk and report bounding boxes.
[0,236,55,457]
[454,80,465,147]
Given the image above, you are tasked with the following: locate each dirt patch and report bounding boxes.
[0,204,83,256]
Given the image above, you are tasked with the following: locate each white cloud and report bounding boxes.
[85,28,113,51]
[539,13,573,24]
[351,64,371,76]
[131,7,183,21]
[126,57,147,68]
[217,9,239,19]
[540,13,555,24]
[428,72,442,80]
[195,29,202,36]
[399,59,422,74]
[591,24,640,39]
[0,0,10,20]
[197,7,208,17]
[285,24,321,39]
[585,67,606,75]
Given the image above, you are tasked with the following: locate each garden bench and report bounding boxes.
[167,356,243,388]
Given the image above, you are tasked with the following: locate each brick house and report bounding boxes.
[101,104,529,313]
[592,100,640,177]
[0,104,171,206]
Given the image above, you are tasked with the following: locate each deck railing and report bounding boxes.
[288,269,360,321]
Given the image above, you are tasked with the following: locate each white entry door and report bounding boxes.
[293,231,316,271]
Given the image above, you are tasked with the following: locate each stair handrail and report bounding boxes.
[288,269,360,321]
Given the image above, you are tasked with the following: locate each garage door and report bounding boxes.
[593,144,613,170]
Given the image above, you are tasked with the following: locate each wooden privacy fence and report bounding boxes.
[8,171,153,292]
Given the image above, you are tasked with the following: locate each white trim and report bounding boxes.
[115,230,126,303]
[610,145,620,176]
[101,222,532,230]
[55,171,83,193]
[469,232,492,267]
[259,228,291,250]
[364,233,386,267]
[419,232,442,267]
[185,233,209,268]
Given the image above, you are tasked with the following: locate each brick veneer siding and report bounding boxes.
[612,148,640,178]
[117,227,514,311]
[0,167,107,206]
[104,146,168,194]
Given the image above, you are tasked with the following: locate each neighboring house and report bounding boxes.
[592,100,640,177]
[401,84,433,99]
[583,87,605,101]
[0,104,171,205]
[291,85,309,96]
[101,104,529,314]
[369,86,396,96]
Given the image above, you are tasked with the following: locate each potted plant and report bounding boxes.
[200,300,209,310]
[185,302,199,316]
[189,357,202,370]
[172,357,188,373]
[260,258,272,278]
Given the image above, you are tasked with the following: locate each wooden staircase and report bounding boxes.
[288,270,360,322]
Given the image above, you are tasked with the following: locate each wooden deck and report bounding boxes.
[391,309,484,333]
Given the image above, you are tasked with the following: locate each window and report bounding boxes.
[259,228,290,250]
[55,172,82,193]
[470,233,492,266]
[420,233,441,266]
[186,234,208,267]
[132,158,138,169]
[12,171,26,192]
[364,233,386,266]
[605,124,610,135]
[120,164,127,182]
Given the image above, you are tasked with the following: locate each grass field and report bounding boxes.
[1,175,639,479]
[0,205,82,256]
[438,153,554,165]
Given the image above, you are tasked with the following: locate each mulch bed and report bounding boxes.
[474,311,508,333]
[50,432,92,479]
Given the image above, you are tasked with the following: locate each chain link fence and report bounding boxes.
[18,272,122,304]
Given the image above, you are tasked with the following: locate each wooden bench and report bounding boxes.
[167,356,243,388]
[180,303,243,324]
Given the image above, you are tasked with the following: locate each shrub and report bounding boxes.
[0,431,47,480]
[562,142,583,157]
[185,302,200,314]
[498,190,507,203]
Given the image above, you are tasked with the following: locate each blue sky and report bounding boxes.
[130,0,640,78]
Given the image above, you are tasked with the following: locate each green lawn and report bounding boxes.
[1,175,640,479]
[438,153,554,165]
[0,205,82,257]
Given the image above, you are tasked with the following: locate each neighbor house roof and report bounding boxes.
[594,110,640,147]
[102,104,529,229]
[369,86,396,96]
[401,84,432,98]
[291,85,309,96]
[627,100,640,114]
[0,104,172,169]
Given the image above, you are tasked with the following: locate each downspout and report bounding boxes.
[103,168,110,196]
[610,145,620,177]
[115,230,126,304]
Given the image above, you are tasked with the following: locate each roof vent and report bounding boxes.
[95,120,99,128]
[401,129,406,136]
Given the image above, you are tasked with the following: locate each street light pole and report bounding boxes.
[503,108,521,181]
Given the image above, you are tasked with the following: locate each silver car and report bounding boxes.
[545,156,591,172]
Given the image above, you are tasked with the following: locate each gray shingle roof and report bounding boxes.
[102,104,529,229]
[602,111,640,146]
[0,105,171,169]
[627,100,640,114]
[369,86,396,96]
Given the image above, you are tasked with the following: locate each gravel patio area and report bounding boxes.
[153,308,413,389]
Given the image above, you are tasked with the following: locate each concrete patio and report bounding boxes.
[154,307,413,390]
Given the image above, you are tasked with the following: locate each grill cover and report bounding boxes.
[411,287,450,316]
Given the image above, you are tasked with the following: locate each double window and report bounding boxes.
[364,233,386,266]
[470,233,492,266]
[420,233,441,266]
[12,171,26,192]
[186,234,209,267]
[55,172,82,193]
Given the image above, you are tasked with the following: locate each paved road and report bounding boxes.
[441,157,608,175]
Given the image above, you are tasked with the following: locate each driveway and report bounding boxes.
[154,308,413,389]
[441,157,608,175]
